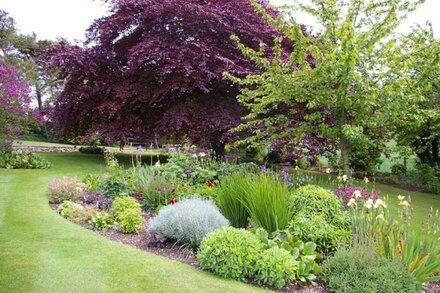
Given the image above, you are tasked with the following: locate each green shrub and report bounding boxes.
[244,174,290,233]
[322,245,419,293]
[49,177,86,204]
[78,145,105,154]
[254,246,298,289]
[289,185,351,255]
[111,197,143,233]
[111,196,141,218]
[89,211,115,230]
[98,177,128,198]
[197,227,264,281]
[118,209,143,233]
[290,185,348,226]
[58,200,96,224]
[149,198,229,247]
[288,215,352,255]
[0,150,50,169]
[216,172,252,228]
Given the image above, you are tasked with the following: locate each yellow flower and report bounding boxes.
[398,195,405,201]
[364,199,374,209]
[352,190,362,199]
[347,198,357,207]
[399,200,410,208]
[364,177,369,184]
[376,213,384,221]
[342,174,348,182]
[325,168,331,174]
[374,199,387,209]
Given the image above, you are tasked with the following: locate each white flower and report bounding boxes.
[295,166,299,170]
[398,195,405,202]
[364,199,374,209]
[342,174,348,181]
[155,160,161,167]
[376,213,384,221]
[364,177,369,184]
[192,154,198,158]
[352,190,362,199]
[199,152,206,158]
[373,199,387,209]
[347,198,357,207]
[325,168,331,174]
[399,200,410,208]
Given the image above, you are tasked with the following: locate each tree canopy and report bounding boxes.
[42,0,279,150]
[228,0,435,174]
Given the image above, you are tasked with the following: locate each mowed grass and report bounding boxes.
[0,153,264,293]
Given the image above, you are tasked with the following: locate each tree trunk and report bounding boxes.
[340,137,350,175]
[36,85,49,139]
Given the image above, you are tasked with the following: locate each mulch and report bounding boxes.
[51,205,439,292]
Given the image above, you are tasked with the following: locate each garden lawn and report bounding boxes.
[0,153,264,293]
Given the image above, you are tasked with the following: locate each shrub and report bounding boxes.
[332,186,379,205]
[78,145,105,154]
[0,150,50,169]
[89,211,115,230]
[243,174,291,233]
[322,245,419,293]
[83,192,113,211]
[149,198,229,247]
[111,197,143,233]
[216,172,252,228]
[391,163,407,175]
[49,177,86,204]
[197,227,264,281]
[111,196,141,218]
[118,209,144,233]
[58,200,96,224]
[98,177,128,198]
[288,215,352,255]
[254,246,298,289]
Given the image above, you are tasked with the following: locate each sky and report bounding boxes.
[0,0,439,42]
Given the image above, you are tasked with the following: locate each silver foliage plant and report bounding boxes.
[149,198,229,247]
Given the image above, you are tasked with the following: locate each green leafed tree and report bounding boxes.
[226,0,435,174]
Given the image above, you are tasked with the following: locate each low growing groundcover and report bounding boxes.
[0,153,264,293]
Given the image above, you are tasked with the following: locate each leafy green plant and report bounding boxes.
[0,150,50,169]
[322,245,419,293]
[89,211,115,230]
[78,145,105,154]
[98,177,128,198]
[149,198,229,247]
[253,228,320,284]
[216,172,252,228]
[243,174,290,233]
[49,176,86,204]
[118,209,143,233]
[254,246,298,289]
[197,227,264,281]
[83,174,101,192]
[58,200,96,224]
[111,196,141,218]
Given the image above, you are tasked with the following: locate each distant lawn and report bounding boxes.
[0,152,263,293]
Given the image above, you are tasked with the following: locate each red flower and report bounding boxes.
[206,181,214,188]
[171,188,176,194]
[169,198,176,205]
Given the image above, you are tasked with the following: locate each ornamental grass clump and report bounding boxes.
[149,198,229,247]
[243,174,291,233]
[216,172,253,228]
[49,177,86,204]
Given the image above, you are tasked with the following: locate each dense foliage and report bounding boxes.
[41,0,281,151]
[322,245,419,293]
[149,198,229,247]
[0,150,50,169]
[111,196,143,233]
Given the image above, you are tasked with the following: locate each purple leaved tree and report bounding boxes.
[41,0,280,156]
